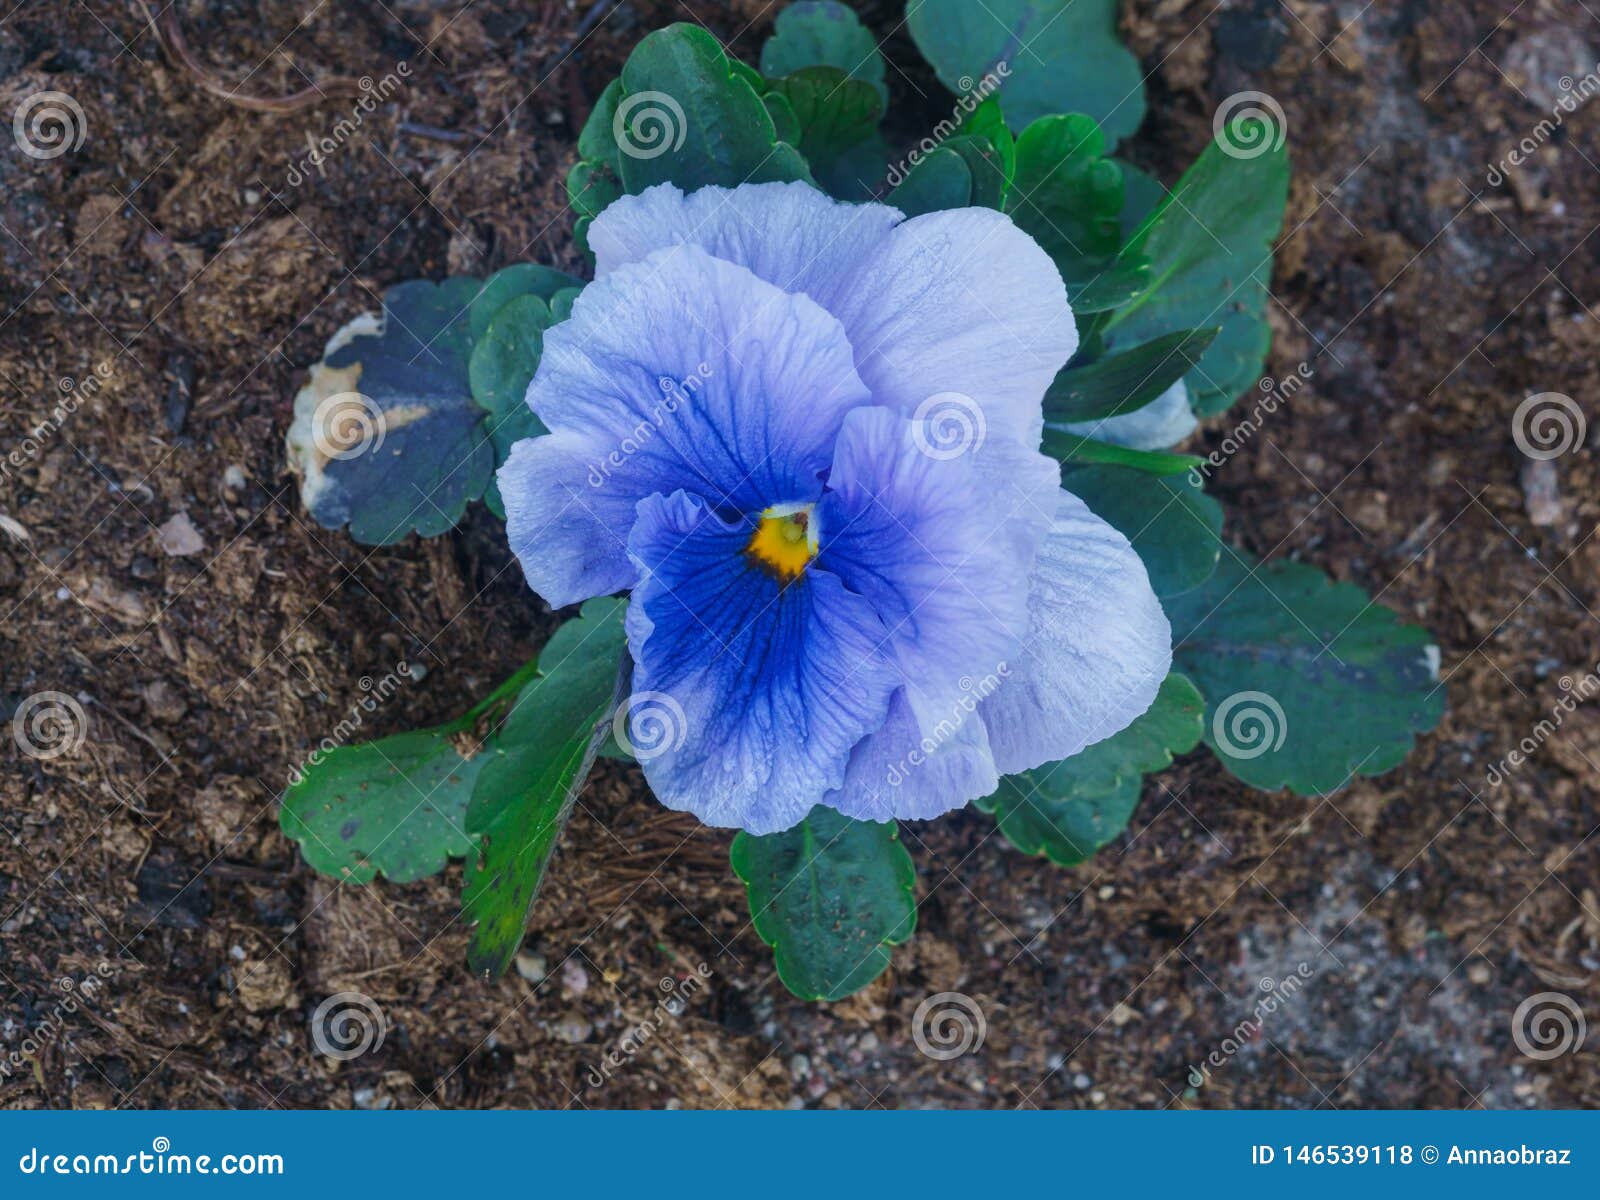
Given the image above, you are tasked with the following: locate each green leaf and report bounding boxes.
[957,95,1016,190]
[468,264,582,340]
[762,89,802,145]
[907,0,1145,146]
[942,133,1008,209]
[1045,327,1219,423]
[1006,114,1125,282]
[1117,159,1165,241]
[279,660,541,885]
[977,673,1204,865]
[550,285,583,323]
[462,598,629,978]
[765,66,885,172]
[616,24,811,193]
[1167,552,1445,794]
[817,131,893,201]
[1041,431,1202,476]
[567,158,623,222]
[1103,117,1290,415]
[760,1,888,104]
[468,294,554,519]
[731,807,916,1001]
[287,278,494,545]
[887,145,972,216]
[1063,465,1222,598]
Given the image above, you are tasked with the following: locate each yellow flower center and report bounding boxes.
[745,502,818,582]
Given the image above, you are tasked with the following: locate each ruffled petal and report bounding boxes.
[625,490,898,834]
[982,488,1172,774]
[589,183,1076,449]
[816,406,1031,719]
[825,207,1077,448]
[589,181,903,315]
[825,687,1002,823]
[500,245,870,608]
[1057,378,1198,451]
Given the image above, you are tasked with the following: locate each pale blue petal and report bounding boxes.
[982,489,1172,774]
[499,246,870,608]
[590,183,1077,449]
[816,406,1030,719]
[825,688,1001,823]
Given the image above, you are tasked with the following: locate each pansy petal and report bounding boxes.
[826,688,1001,823]
[589,181,903,314]
[591,184,1075,448]
[982,488,1172,774]
[828,208,1077,447]
[816,406,1030,719]
[625,490,898,834]
[501,246,870,608]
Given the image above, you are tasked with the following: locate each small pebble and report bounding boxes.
[157,510,205,557]
[515,951,548,984]
[552,1014,592,1044]
[1073,1072,1092,1090]
[788,1053,811,1080]
[561,959,589,995]
[223,464,247,492]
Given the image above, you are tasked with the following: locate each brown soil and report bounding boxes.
[1,0,1597,1110]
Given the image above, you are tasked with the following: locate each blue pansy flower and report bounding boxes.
[499,182,1171,834]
